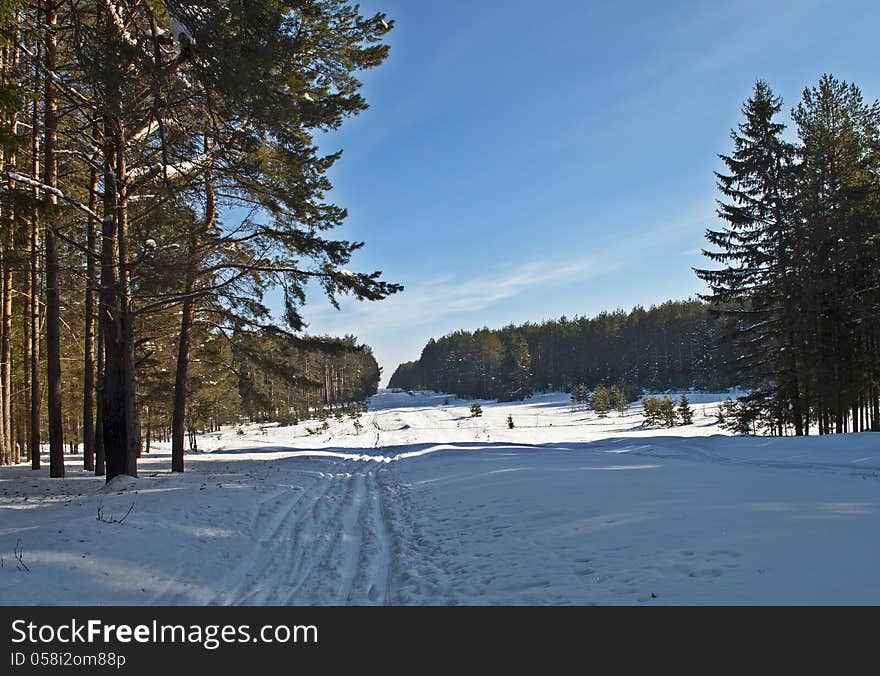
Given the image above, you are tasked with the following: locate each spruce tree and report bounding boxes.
[642,396,661,427]
[678,392,694,425]
[498,332,532,401]
[592,384,611,417]
[660,395,678,427]
[792,75,880,434]
[610,384,627,415]
[695,81,803,434]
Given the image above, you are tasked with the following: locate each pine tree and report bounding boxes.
[498,332,531,401]
[0,2,402,479]
[570,384,589,411]
[507,414,514,429]
[792,75,880,434]
[695,76,880,435]
[610,384,627,415]
[642,395,677,427]
[470,402,483,418]
[592,384,611,417]
[695,81,803,435]
[660,396,678,427]
[678,392,694,425]
[642,397,658,427]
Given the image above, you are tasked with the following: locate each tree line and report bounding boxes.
[0,1,400,479]
[388,300,736,401]
[696,76,880,435]
[235,333,380,425]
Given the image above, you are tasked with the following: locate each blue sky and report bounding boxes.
[278,0,880,384]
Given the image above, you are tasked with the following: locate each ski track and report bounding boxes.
[151,406,420,606]
[189,455,401,606]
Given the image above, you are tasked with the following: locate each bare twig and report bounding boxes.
[14,539,30,573]
[96,499,135,524]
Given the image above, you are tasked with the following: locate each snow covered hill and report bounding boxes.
[1,391,879,605]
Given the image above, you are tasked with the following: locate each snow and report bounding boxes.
[169,18,195,52]
[1,391,879,605]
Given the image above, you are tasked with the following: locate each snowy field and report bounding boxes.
[1,390,879,605]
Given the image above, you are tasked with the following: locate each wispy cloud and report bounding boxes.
[305,256,613,335]
[304,200,715,339]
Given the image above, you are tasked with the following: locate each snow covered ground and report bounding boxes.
[1,390,879,605]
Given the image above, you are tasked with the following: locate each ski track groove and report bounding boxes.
[149,469,325,606]
[284,466,361,604]
[336,472,367,603]
[372,470,395,605]
[219,467,335,606]
[208,449,405,605]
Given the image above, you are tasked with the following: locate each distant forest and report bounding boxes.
[143,332,381,449]
[388,300,736,401]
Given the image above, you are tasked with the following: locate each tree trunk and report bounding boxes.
[99,101,138,481]
[0,43,9,465]
[22,204,31,463]
[171,137,215,473]
[116,138,137,477]
[99,128,126,481]
[82,156,98,471]
[94,320,105,475]
[29,57,40,470]
[171,288,195,473]
[44,0,64,478]
[144,405,150,455]
[1,46,18,465]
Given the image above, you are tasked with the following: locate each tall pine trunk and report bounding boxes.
[171,138,215,473]
[0,42,9,465]
[171,289,195,473]
[22,189,31,464]
[99,101,138,481]
[94,320,105,475]
[99,127,126,481]
[116,139,137,477]
[43,0,64,478]
[82,155,98,471]
[5,33,18,463]
[29,54,40,470]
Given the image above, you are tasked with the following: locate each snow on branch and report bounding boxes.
[101,0,135,46]
[129,118,161,146]
[1,171,99,219]
[169,16,195,53]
